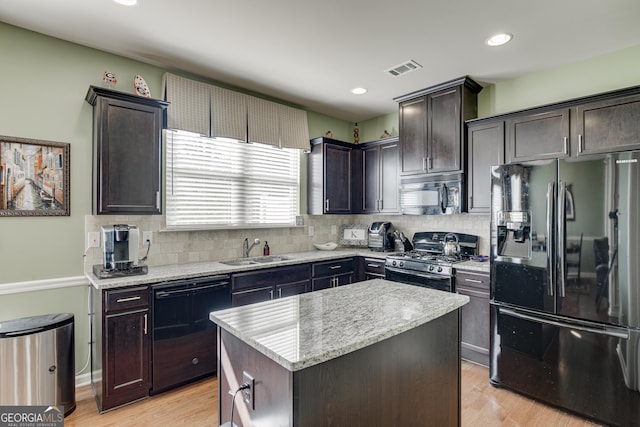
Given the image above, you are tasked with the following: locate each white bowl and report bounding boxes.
[313,242,338,251]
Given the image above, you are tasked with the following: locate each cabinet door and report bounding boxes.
[428,87,462,173]
[232,287,274,307]
[467,121,505,213]
[324,144,352,213]
[506,109,570,163]
[456,271,489,366]
[95,96,163,214]
[575,93,640,155]
[362,144,381,213]
[276,280,310,298]
[379,141,399,213]
[103,309,150,409]
[311,277,333,291]
[399,96,427,175]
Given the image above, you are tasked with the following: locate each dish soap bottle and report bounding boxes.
[263,241,270,256]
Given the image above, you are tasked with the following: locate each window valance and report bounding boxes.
[162,73,310,150]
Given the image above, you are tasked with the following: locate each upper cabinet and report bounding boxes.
[307,138,362,215]
[506,109,570,163]
[574,92,640,156]
[395,76,482,176]
[86,86,168,215]
[361,137,400,214]
[466,121,504,214]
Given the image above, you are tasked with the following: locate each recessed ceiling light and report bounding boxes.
[486,33,513,47]
[113,0,138,5]
[351,87,367,95]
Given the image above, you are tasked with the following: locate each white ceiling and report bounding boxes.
[2,0,640,122]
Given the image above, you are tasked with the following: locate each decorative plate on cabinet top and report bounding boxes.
[314,242,338,251]
[134,74,151,98]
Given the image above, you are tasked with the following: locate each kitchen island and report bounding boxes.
[210,279,469,427]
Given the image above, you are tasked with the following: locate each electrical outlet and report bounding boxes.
[242,371,255,410]
[308,225,314,236]
[143,231,153,245]
[295,215,304,226]
[88,232,100,248]
[331,225,337,234]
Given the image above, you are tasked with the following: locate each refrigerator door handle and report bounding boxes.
[558,181,567,298]
[499,307,629,339]
[546,182,555,297]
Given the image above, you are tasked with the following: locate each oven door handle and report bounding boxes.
[385,266,451,281]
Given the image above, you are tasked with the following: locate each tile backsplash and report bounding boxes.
[84,214,490,273]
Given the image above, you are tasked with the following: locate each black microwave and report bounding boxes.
[399,173,464,215]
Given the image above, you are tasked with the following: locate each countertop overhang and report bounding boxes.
[210,279,469,371]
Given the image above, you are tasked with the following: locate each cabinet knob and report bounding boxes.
[192,358,199,365]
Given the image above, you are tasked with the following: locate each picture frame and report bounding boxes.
[0,135,70,216]
[339,224,369,246]
[565,187,575,221]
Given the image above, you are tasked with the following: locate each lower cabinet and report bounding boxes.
[232,264,311,307]
[456,270,489,366]
[92,285,151,412]
[362,257,386,280]
[312,258,355,291]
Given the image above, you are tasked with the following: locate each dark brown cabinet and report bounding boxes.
[85,86,168,215]
[362,257,386,280]
[467,121,504,213]
[506,108,570,163]
[93,285,151,412]
[395,76,481,176]
[574,92,640,155]
[311,258,355,291]
[231,264,311,307]
[456,270,489,366]
[307,137,362,214]
[361,137,399,213]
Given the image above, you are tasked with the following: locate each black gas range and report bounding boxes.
[384,232,478,292]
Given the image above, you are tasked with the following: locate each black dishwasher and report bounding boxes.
[151,275,231,393]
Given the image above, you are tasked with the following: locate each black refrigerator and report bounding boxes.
[489,150,640,426]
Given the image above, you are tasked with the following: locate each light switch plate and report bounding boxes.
[308,225,314,236]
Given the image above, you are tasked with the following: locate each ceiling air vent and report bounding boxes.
[385,60,423,77]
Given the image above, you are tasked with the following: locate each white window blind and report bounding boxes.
[165,130,300,229]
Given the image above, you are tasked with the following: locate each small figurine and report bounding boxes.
[325,131,333,138]
[103,70,117,86]
[134,74,151,98]
[380,130,391,139]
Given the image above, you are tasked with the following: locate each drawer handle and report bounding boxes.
[463,278,483,284]
[329,265,342,270]
[367,263,381,268]
[116,296,141,303]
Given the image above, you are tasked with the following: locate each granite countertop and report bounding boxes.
[455,260,490,273]
[209,279,469,372]
[86,249,389,289]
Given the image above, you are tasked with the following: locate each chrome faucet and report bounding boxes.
[243,238,261,258]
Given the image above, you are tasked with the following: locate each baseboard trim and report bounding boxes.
[76,372,92,389]
[0,275,88,295]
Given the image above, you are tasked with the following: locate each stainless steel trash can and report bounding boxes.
[0,313,75,416]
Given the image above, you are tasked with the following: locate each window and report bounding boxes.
[165,130,300,229]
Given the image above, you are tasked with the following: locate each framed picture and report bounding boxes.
[0,135,70,216]
[339,224,369,246]
[566,187,575,221]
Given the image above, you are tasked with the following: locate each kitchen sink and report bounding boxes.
[253,256,292,263]
[219,259,260,266]
[219,256,292,266]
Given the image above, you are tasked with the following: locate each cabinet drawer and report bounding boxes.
[105,286,149,313]
[312,258,354,277]
[455,271,489,291]
[276,264,311,284]
[363,258,385,276]
[232,269,273,292]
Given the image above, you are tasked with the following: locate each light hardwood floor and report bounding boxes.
[65,361,600,426]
